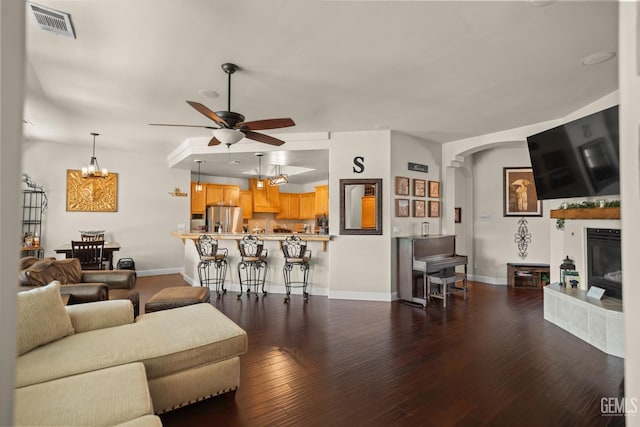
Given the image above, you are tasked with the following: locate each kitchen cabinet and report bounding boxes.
[206,185,223,206]
[315,185,329,216]
[361,196,376,228]
[299,192,316,219]
[277,193,300,220]
[249,178,280,212]
[205,184,240,207]
[223,186,240,206]
[191,182,206,214]
[239,190,253,219]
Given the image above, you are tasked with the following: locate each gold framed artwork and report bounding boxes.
[503,167,542,217]
[413,199,426,217]
[455,207,462,223]
[66,169,118,212]
[428,180,440,198]
[413,179,426,197]
[395,176,410,196]
[395,198,410,217]
[428,200,440,217]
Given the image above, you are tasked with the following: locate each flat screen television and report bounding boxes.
[526,105,619,200]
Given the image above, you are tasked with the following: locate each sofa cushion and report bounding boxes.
[24,258,82,286]
[14,362,154,427]
[16,281,75,356]
[15,303,247,388]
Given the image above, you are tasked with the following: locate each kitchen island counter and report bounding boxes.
[172,231,331,297]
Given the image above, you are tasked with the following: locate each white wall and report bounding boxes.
[471,144,550,284]
[389,131,442,237]
[0,0,24,421]
[328,130,393,300]
[22,141,190,274]
[619,3,640,421]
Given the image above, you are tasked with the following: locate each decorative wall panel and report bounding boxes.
[66,169,118,212]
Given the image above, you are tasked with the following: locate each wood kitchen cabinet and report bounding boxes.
[223,186,240,206]
[205,184,240,207]
[191,182,206,214]
[361,196,376,228]
[239,190,253,219]
[299,192,316,219]
[315,185,329,216]
[277,193,300,220]
[205,185,223,206]
[249,178,280,212]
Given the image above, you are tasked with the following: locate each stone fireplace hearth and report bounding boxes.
[545,217,623,357]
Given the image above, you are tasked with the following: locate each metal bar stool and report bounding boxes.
[282,235,311,303]
[237,235,268,299]
[195,235,228,298]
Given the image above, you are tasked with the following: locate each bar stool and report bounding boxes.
[195,235,228,298]
[427,271,467,308]
[282,235,311,304]
[237,235,268,299]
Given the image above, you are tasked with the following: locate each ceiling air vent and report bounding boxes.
[27,2,76,39]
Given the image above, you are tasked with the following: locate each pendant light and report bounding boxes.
[81,132,108,178]
[268,164,288,186]
[194,160,204,192]
[255,153,264,189]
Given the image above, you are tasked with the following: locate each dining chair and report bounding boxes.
[71,240,105,270]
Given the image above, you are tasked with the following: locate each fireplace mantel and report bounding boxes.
[550,207,620,220]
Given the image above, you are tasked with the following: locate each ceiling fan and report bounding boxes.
[150,63,295,146]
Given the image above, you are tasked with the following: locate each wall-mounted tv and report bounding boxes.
[526,105,619,200]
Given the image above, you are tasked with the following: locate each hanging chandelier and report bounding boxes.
[268,165,288,186]
[81,132,108,178]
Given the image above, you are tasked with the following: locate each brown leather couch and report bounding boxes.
[19,257,140,316]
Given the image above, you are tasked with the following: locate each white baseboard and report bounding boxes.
[469,274,508,286]
[328,290,394,302]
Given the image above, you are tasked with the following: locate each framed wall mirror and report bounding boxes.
[339,178,383,235]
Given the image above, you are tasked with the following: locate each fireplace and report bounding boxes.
[586,228,622,300]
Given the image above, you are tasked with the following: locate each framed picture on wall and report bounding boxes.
[454,207,462,223]
[428,200,440,217]
[428,180,440,198]
[413,199,426,217]
[503,167,543,217]
[395,176,410,196]
[395,199,410,217]
[413,179,426,197]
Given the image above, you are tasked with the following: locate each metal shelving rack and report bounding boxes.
[21,189,46,258]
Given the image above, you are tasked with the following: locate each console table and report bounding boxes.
[507,263,550,288]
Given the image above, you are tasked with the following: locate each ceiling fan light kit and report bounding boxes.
[150,62,295,147]
[81,132,108,178]
[213,128,244,145]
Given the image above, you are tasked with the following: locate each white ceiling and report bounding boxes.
[23,0,618,182]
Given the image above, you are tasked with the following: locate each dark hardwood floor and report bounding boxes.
[136,274,625,427]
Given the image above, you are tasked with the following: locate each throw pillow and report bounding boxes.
[16,281,75,356]
[26,258,82,285]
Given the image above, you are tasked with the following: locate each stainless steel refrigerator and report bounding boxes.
[206,206,243,233]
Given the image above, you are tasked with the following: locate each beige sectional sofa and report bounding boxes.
[14,281,248,426]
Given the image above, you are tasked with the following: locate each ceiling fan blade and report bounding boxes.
[149,123,217,129]
[208,136,222,146]
[186,101,229,127]
[243,130,286,146]
[238,118,295,131]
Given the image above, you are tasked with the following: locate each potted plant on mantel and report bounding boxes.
[550,200,620,220]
